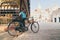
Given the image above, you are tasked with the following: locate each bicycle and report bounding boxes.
[7,16,39,36]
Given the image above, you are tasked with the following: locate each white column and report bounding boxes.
[57,17,59,23]
[57,15,60,23]
[53,18,55,22]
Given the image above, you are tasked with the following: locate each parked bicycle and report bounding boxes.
[8,16,39,36]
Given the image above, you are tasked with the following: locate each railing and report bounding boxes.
[0,9,19,13]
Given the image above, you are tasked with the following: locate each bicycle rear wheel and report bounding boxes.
[31,22,39,33]
[8,21,23,36]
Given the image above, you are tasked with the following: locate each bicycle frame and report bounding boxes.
[25,17,34,27]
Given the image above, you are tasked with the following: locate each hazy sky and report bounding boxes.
[30,0,60,12]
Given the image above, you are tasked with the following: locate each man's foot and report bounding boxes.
[19,29,23,32]
[25,27,28,31]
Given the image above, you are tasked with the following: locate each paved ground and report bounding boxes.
[14,29,60,40]
[0,22,60,40]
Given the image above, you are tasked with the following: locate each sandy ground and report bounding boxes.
[0,24,7,33]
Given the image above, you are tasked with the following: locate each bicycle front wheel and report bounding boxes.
[31,22,39,33]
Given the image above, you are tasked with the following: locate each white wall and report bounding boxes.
[53,15,60,23]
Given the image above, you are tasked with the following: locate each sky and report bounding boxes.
[30,0,60,12]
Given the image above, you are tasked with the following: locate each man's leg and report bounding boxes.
[23,18,27,27]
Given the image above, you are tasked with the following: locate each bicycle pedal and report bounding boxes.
[19,29,22,32]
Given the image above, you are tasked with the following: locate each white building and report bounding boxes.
[41,8,52,22]
[30,8,41,21]
[30,8,51,22]
[31,6,60,23]
[52,8,60,23]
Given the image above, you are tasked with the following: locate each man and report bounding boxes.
[19,8,27,27]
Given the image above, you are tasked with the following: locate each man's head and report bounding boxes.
[21,8,26,13]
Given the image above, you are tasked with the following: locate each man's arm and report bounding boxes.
[19,12,22,16]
